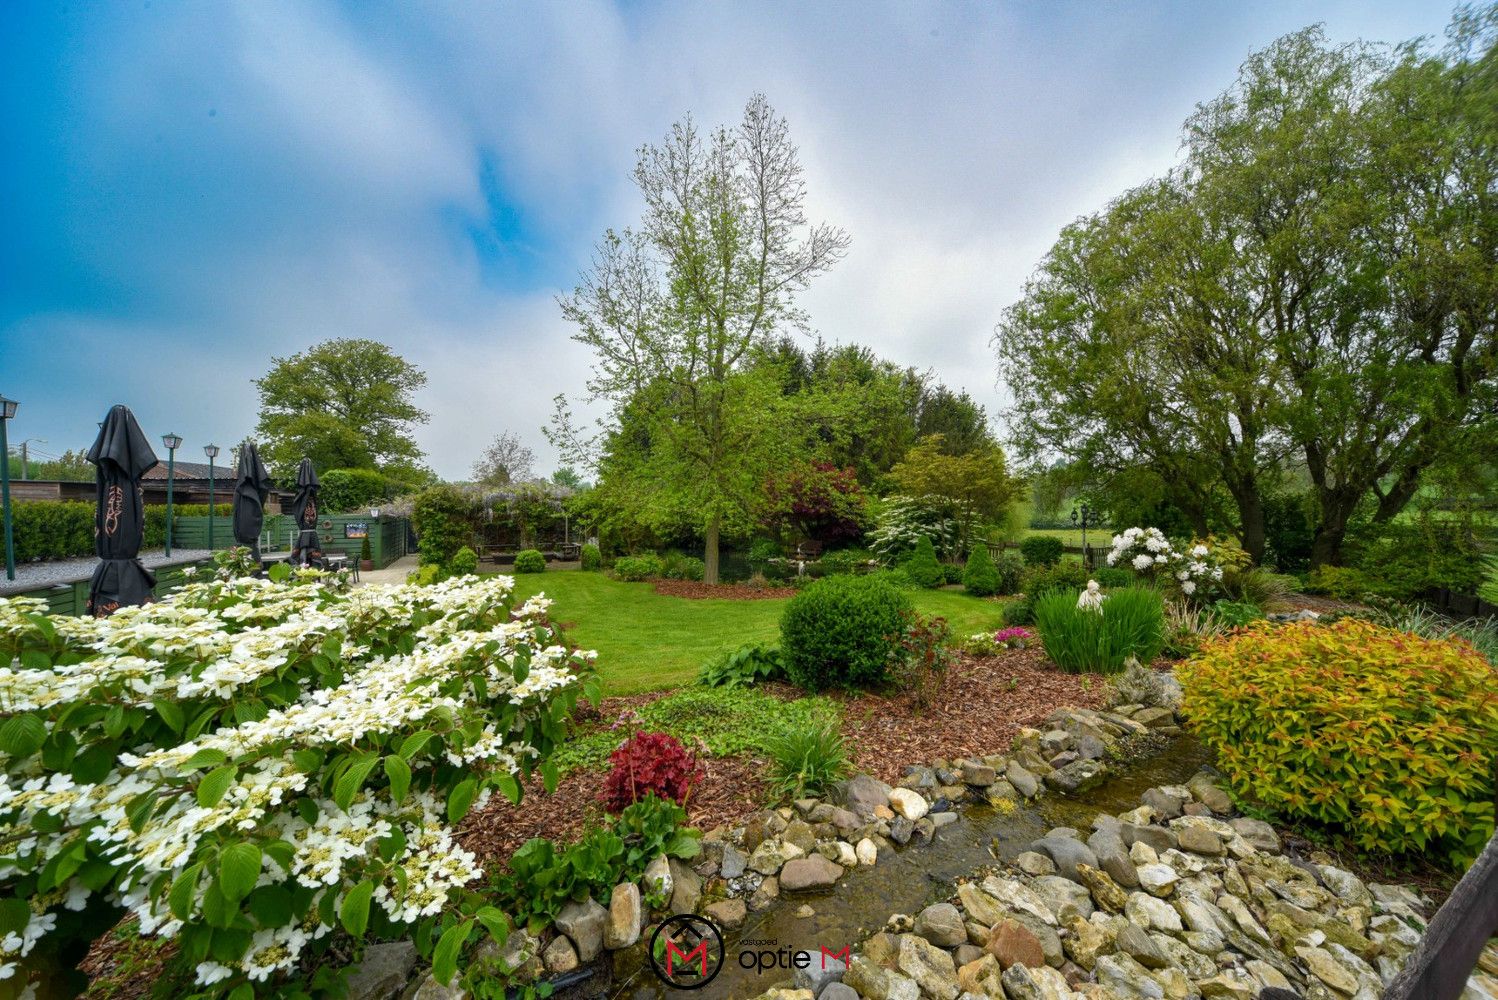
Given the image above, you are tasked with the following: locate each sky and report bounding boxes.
[0,0,1454,481]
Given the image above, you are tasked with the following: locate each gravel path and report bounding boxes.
[0,549,216,596]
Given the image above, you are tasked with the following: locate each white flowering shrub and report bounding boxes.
[1104,526,1223,601]
[0,573,596,996]
[868,495,958,564]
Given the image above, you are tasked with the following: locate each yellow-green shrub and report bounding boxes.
[1180,620,1498,867]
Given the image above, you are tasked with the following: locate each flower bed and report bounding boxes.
[0,573,595,994]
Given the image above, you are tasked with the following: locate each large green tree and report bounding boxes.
[997,14,1498,567]
[254,338,430,476]
[557,94,848,582]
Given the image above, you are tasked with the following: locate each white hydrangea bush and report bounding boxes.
[0,573,596,996]
[1105,526,1223,600]
[868,494,958,563]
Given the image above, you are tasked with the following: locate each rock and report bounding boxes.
[1186,774,1233,814]
[1086,828,1139,888]
[820,986,860,1000]
[484,927,542,982]
[720,843,748,879]
[346,941,418,1000]
[1133,707,1175,728]
[703,897,746,929]
[961,761,997,786]
[1041,729,1072,755]
[784,819,818,854]
[958,882,1010,927]
[1075,864,1128,914]
[555,896,608,962]
[956,954,1005,996]
[1032,874,1095,922]
[749,839,805,875]
[1120,821,1177,854]
[857,837,879,866]
[888,788,930,820]
[1228,817,1280,853]
[1016,851,1056,876]
[1295,945,1359,995]
[1136,863,1180,898]
[980,876,1060,926]
[669,858,702,914]
[915,903,968,947]
[1129,841,1159,866]
[1177,826,1225,856]
[1095,953,1166,998]
[832,840,858,868]
[889,816,915,845]
[542,936,578,974]
[1000,963,1072,1000]
[1028,835,1099,884]
[931,811,959,829]
[1075,734,1106,760]
[1244,959,1293,990]
[1007,912,1063,968]
[986,919,1046,969]
[643,854,674,906]
[839,774,893,819]
[781,855,845,892]
[898,933,960,1000]
[792,949,847,995]
[749,876,780,911]
[402,972,465,1000]
[1318,865,1374,910]
[1063,915,1113,970]
[1141,786,1190,821]
[604,883,643,949]
[1196,971,1257,998]
[828,807,861,835]
[1125,892,1183,933]
[845,955,921,1000]
[1006,761,1041,798]
[1047,751,1079,770]
[1043,759,1107,795]
[1113,925,1167,970]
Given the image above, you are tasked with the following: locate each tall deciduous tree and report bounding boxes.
[472,430,536,486]
[255,338,429,476]
[558,94,849,582]
[888,434,1024,555]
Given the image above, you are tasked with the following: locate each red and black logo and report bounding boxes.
[648,914,726,990]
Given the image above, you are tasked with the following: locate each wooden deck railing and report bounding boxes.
[1382,831,1498,999]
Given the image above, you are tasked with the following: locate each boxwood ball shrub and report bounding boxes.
[1032,585,1165,674]
[449,545,479,577]
[780,575,912,691]
[963,544,1001,596]
[1020,535,1065,567]
[513,548,546,573]
[1180,619,1498,866]
[900,535,945,589]
[613,553,664,581]
[579,543,602,571]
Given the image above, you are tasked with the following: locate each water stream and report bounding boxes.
[593,734,1212,1000]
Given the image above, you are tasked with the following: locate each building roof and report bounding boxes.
[140,459,227,481]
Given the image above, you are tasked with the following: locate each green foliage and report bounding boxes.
[1022,561,1088,598]
[697,644,784,688]
[359,535,373,562]
[1092,566,1134,589]
[962,544,1001,596]
[661,552,705,581]
[1032,586,1165,674]
[1208,600,1262,628]
[1363,604,1498,667]
[765,721,849,799]
[888,611,953,708]
[1305,565,1372,600]
[407,563,446,586]
[613,554,664,581]
[868,495,957,563]
[888,435,1023,554]
[900,535,945,589]
[1001,597,1033,627]
[254,337,430,475]
[1019,535,1064,567]
[1352,514,1485,600]
[12,501,233,562]
[941,563,963,585]
[411,485,474,567]
[1221,567,1294,608]
[492,795,699,933]
[1180,620,1498,866]
[993,552,1025,595]
[317,468,402,514]
[579,543,602,571]
[780,575,912,691]
[816,548,872,576]
[449,546,479,577]
[513,549,546,574]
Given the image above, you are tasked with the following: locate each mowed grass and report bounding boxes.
[506,569,1011,695]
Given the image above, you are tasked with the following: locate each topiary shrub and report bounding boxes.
[1180,619,1498,866]
[941,563,963,585]
[900,535,945,589]
[994,551,1025,595]
[580,543,602,571]
[513,548,545,573]
[1033,585,1165,674]
[780,575,912,691]
[963,544,1001,596]
[600,731,703,813]
[1020,535,1065,567]
[614,554,664,581]
[449,545,479,577]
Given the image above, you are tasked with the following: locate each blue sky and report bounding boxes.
[0,1,1452,479]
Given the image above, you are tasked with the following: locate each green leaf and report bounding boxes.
[291,748,323,773]
[268,562,292,583]
[229,984,254,1000]
[334,754,380,811]
[446,779,477,824]
[0,898,33,935]
[181,747,229,771]
[154,699,186,734]
[339,880,375,939]
[218,843,262,903]
[398,730,435,761]
[495,774,522,806]
[246,885,293,928]
[197,765,238,808]
[540,760,559,795]
[432,920,473,987]
[474,906,510,946]
[168,863,204,920]
[0,713,46,759]
[384,755,412,803]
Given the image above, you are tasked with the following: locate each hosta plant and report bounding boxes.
[1180,619,1498,867]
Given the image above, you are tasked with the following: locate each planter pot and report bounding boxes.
[360,559,374,572]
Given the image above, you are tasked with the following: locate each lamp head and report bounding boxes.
[203,443,219,460]
[0,396,17,420]
[162,432,183,451]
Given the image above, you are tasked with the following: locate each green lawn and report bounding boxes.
[506,570,1011,695]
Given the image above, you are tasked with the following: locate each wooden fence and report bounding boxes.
[987,540,1108,570]
[1383,831,1498,999]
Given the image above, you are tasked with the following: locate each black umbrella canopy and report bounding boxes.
[231,442,274,559]
[291,458,322,566]
[85,404,159,617]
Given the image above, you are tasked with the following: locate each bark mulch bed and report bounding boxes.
[650,579,798,600]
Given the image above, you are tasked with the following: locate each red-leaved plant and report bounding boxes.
[600,730,703,814]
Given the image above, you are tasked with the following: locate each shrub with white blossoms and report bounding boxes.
[1105,527,1223,601]
[0,573,596,996]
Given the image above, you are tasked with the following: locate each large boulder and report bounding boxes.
[914,903,968,948]
[897,934,960,1000]
[603,883,643,949]
[1043,759,1107,795]
[780,855,845,892]
[555,896,608,962]
[346,941,417,1000]
[837,774,893,819]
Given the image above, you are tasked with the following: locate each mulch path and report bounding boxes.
[650,579,798,600]
[1276,593,1367,614]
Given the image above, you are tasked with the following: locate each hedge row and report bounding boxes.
[10,501,231,562]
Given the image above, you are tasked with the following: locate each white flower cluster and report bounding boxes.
[1105,527,1223,598]
[0,573,592,993]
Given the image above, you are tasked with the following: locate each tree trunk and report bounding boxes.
[704,514,721,585]
[1308,520,1346,570]
[1232,485,1267,565]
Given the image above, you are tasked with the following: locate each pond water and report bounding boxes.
[588,734,1213,1000]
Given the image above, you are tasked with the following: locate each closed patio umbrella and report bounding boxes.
[85,404,159,617]
[231,441,273,561]
[290,458,322,567]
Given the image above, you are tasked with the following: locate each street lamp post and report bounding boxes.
[17,438,45,481]
[204,444,219,550]
[161,433,182,556]
[1071,503,1096,568]
[0,396,17,581]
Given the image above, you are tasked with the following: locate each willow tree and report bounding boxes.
[558,94,848,582]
